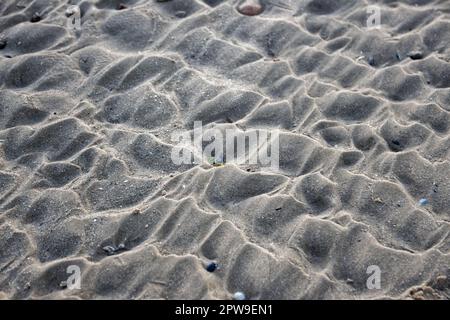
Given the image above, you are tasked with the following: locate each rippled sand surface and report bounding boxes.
[0,0,449,300]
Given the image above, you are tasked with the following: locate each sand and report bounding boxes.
[0,0,449,300]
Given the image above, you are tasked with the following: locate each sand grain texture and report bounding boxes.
[0,0,450,300]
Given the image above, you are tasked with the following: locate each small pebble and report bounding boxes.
[409,52,423,60]
[233,292,246,300]
[206,262,218,272]
[237,1,263,16]
[419,198,428,206]
[102,245,116,255]
[117,3,127,10]
[102,243,125,255]
[0,39,6,50]
[31,12,41,23]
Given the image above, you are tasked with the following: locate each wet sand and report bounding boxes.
[0,0,449,299]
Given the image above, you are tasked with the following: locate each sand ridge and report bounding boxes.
[0,0,449,300]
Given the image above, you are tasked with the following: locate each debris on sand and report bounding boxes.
[102,243,126,256]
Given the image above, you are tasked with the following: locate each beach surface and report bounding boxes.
[0,0,450,299]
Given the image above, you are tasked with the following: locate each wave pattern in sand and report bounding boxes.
[0,0,450,299]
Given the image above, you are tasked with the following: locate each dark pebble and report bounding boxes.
[409,52,423,60]
[102,243,126,255]
[0,40,6,50]
[206,262,218,272]
[368,56,376,66]
[31,13,41,22]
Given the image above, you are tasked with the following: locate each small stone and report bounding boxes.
[233,291,246,300]
[237,1,263,16]
[31,12,41,23]
[103,244,126,255]
[409,52,423,60]
[0,39,7,50]
[162,190,167,196]
[419,198,428,206]
[206,262,218,272]
[102,245,116,255]
[117,3,127,10]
